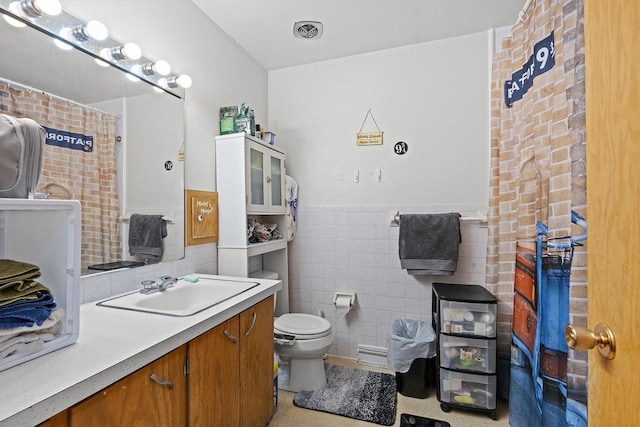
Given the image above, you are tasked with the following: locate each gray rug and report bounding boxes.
[293,363,397,426]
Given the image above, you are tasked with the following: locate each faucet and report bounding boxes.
[140,276,178,294]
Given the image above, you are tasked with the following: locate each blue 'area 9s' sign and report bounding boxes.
[504,31,555,107]
[44,126,93,152]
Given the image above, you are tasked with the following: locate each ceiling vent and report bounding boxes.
[293,21,323,40]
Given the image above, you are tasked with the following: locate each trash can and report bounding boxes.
[387,318,437,398]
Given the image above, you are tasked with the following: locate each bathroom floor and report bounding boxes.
[268,355,510,427]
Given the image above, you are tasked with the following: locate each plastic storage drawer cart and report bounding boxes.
[432,283,498,420]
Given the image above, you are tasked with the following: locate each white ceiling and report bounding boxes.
[192,0,525,70]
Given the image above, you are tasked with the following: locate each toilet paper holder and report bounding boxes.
[333,292,355,307]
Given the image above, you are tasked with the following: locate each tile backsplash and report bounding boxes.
[288,204,489,359]
[80,243,217,303]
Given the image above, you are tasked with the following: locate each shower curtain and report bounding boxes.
[486,0,587,426]
[0,82,121,271]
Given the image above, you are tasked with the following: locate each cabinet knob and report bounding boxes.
[244,312,257,336]
[224,329,238,343]
[150,373,174,389]
[266,176,272,183]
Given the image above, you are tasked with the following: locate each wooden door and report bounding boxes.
[584,0,640,425]
[188,316,240,427]
[239,296,275,427]
[70,345,187,427]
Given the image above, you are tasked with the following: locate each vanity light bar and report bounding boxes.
[0,0,192,94]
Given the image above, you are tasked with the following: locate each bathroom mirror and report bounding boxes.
[0,5,186,275]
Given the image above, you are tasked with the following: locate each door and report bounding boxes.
[70,345,187,426]
[239,296,275,426]
[188,316,240,427]
[584,0,640,424]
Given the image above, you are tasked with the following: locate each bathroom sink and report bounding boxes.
[97,276,260,316]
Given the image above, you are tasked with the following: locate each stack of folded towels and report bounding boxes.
[0,259,63,361]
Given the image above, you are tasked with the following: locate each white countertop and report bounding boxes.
[0,274,281,427]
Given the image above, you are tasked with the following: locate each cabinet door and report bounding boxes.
[245,140,286,214]
[268,150,286,214]
[246,141,268,213]
[188,316,240,427]
[37,411,68,427]
[70,345,187,427]
[239,296,275,427]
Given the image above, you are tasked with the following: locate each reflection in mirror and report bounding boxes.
[0,2,186,275]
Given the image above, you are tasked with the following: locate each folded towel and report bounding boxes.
[128,214,167,259]
[0,259,41,286]
[398,213,461,275]
[0,280,50,307]
[0,308,65,341]
[0,291,56,328]
[0,333,54,360]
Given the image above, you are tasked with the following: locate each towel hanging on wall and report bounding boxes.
[398,213,461,275]
[128,214,167,260]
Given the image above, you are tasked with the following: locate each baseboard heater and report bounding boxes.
[356,344,388,367]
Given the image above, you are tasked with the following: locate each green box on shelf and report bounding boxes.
[219,104,255,136]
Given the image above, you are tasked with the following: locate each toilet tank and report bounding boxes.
[250,270,279,310]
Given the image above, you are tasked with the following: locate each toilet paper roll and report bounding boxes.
[334,294,353,315]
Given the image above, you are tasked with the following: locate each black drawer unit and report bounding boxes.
[432,283,498,420]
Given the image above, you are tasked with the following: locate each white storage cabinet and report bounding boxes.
[215,133,288,316]
[0,199,81,371]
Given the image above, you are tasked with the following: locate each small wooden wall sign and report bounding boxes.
[356,131,383,146]
[185,189,218,246]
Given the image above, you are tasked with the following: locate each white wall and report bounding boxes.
[64,0,269,191]
[269,31,491,206]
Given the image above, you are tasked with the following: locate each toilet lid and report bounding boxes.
[274,313,331,339]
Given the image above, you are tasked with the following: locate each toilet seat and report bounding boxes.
[274,313,331,340]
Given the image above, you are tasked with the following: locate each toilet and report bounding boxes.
[274,313,333,392]
[253,270,333,392]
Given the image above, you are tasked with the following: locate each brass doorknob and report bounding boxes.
[565,323,616,360]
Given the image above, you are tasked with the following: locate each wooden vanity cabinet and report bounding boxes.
[36,296,274,427]
[188,295,274,427]
[37,411,68,427]
[69,345,188,427]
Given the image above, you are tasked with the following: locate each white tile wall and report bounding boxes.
[288,205,489,359]
[80,243,217,303]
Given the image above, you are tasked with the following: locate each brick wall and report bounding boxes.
[487,0,587,396]
[1,84,120,271]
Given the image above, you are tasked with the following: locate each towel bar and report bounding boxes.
[121,216,175,224]
[389,211,487,227]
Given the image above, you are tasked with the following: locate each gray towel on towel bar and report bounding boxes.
[398,213,461,275]
[128,214,167,260]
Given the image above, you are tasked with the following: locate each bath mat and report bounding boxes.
[293,363,397,426]
[400,413,451,427]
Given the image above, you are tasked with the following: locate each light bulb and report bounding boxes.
[105,43,141,61]
[121,43,142,60]
[2,2,26,27]
[71,20,108,41]
[32,0,61,16]
[126,71,140,82]
[154,60,171,76]
[53,28,73,50]
[158,74,193,89]
[176,74,192,88]
[94,57,110,67]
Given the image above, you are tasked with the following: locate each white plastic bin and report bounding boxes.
[439,335,496,374]
[0,199,81,371]
[439,369,497,410]
[440,300,497,338]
